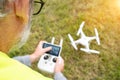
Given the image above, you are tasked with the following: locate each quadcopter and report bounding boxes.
[68,21,100,54]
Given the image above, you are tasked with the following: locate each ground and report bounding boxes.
[9,0,120,80]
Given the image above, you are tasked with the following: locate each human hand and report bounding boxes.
[30,41,52,63]
[54,57,64,73]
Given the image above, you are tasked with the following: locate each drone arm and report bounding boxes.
[87,36,96,41]
[77,21,85,36]
[68,34,78,50]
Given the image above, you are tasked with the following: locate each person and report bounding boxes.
[0,0,67,80]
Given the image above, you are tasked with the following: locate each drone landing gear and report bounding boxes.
[80,48,100,54]
[95,28,100,45]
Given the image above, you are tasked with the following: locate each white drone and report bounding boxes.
[68,21,100,54]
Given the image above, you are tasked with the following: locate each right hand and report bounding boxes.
[54,57,65,73]
[30,41,52,63]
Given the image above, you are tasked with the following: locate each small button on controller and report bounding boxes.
[44,55,49,60]
[53,58,57,63]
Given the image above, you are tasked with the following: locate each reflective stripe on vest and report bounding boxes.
[0,51,53,80]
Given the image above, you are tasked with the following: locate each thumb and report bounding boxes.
[57,57,63,64]
[43,47,52,53]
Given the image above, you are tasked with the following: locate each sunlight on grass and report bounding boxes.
[115,0,120,9]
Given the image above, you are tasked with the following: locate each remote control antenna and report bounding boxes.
[59,39,63,47]
[51,37,55,44]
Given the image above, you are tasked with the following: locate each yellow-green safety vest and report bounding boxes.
[0,51,53,80]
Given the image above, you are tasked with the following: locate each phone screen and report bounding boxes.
[43,43,61,56]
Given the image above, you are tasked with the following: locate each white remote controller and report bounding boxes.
[38,37,63,73]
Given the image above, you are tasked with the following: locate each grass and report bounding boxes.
[9,0,120,80]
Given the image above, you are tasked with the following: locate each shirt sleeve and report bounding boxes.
[13,55,31,67]
[54,72,67,80]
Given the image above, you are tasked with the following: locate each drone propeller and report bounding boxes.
[77,21,85,36]
[68,34,78,50]
[80,48,100,54]
[95,28,100,45]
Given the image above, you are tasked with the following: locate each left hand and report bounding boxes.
[30,41,52,63]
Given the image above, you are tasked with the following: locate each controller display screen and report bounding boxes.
[43,43,61,56]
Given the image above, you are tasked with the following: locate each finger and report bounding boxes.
[38,41,47,48]
[39,41,46,46]
[40,41,47,44]
[57,57,64,64]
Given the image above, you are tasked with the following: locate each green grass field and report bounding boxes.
[9,0,120,80]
